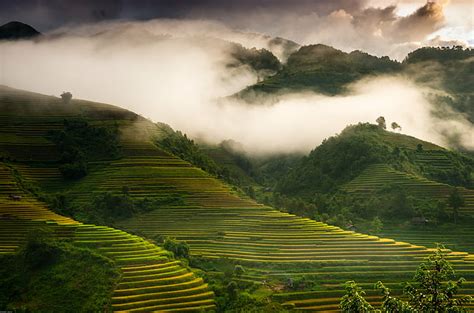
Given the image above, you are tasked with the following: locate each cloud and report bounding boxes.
[1,1,470,60]
[0,20,472,155]
[390,1,446,42]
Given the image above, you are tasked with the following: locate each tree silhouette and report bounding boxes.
[376,116,386,129]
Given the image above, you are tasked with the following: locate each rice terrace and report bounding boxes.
[0,1,473,312]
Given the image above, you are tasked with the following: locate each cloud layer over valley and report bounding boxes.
[0,20,472,154]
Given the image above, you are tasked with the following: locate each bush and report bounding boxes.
[163,237,190,259]
[59,160,88,179]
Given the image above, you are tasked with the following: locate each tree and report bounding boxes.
[448,187,465,224]
[340,281,375,313]
[403,246,471,312]
[416,144,423,152]
[391,122,402,131]
[163,237,190,259]
[341,246,472,312]
[60,91,72,104]
[376,116,386,129]
[233,265,245,277]
[370,216,383,234]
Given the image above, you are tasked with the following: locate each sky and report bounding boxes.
[0,0,472,58]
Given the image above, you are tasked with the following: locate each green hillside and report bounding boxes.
[236,45,474,124]
[1,86,473,312]
[277,123,473,195]
[0,86,215,312]
[237,44,400,99]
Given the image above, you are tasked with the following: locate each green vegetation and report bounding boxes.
[277,123,473,197]
[340,247,472,312]
[0,230,120,312]
[157,129,259,196]
[1,86,474,312]
[229,44,282,76]
[236,45,473,126]
[267,123,473,226]
[237,44,400,99]
[163,237,190,259]
[48,119,121,179]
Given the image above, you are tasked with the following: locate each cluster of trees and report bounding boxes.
[189,257,289,312]
[261,123,473,226]
[157,130,258,191]
[48,119,121,179]
[276,124,395,196]
[48,190,183,224]
[375,116,401,131]
[260,184,466,231]
[404,46,473,64]
[340,246,472,312]
[0,230,119,312]
[162,237,190,259]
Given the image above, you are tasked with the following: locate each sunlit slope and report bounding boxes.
[0,170,215,312]
[1,86,473,312]
[67,127,474,312]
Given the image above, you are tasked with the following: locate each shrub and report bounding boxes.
[163,237,190,259]
[59,160,88,179]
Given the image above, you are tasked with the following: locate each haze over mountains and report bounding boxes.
[0,19,472,155]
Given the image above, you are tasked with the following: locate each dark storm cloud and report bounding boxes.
[0,0,367,31]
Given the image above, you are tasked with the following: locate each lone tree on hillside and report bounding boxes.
[391,122,402,131]
[448,187,465,224]
[60,91,72,104]
[376,116,386,129]
[340,281,374,312]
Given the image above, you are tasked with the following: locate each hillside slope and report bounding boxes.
[0,87,215,312]
[1,86,473,311]
[237,44,400,99]
[278,123,473,196]
[236,45,474,125]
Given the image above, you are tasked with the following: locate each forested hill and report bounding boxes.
[276,123,474,197]
[236,45,474,122]
[236,44,401,97]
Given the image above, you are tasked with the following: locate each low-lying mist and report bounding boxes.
[0,20,472,155]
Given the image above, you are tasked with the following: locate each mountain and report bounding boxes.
[403,46,474,123]
[0,21,40,40]
[236,44,401,99]
[277,123,474,196]
[236,45,474,124]
[2,86,473,311]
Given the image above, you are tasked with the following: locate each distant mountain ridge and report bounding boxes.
[235,44,473,124]
[0,21,40,40]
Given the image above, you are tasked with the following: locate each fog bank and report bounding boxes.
[0,20,472,155]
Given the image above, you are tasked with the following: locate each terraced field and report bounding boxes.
[342,164,474,216]
[77,141,473,311]
[379,224,474,254]
[1,86,473,312]
[0,163,215,312]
